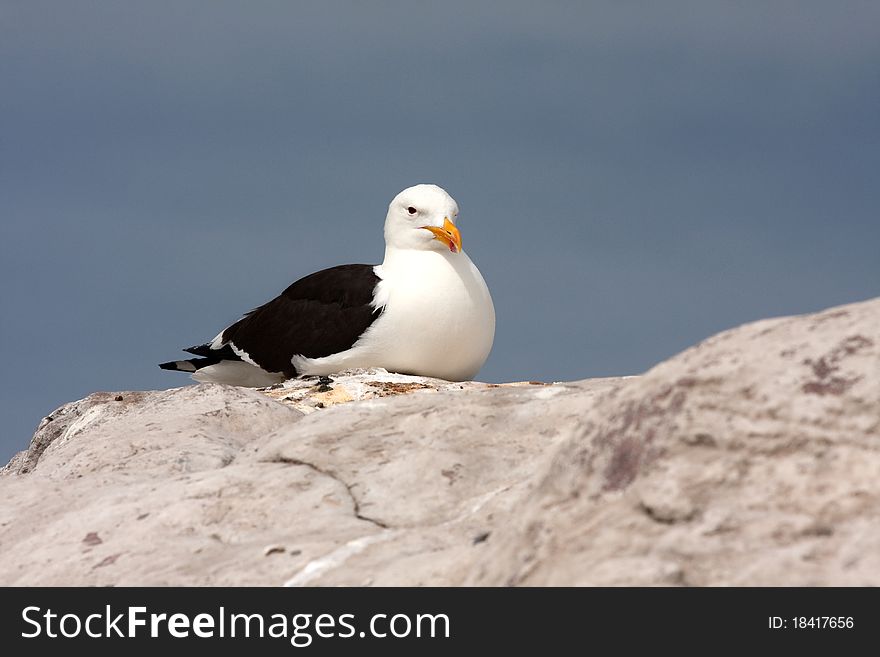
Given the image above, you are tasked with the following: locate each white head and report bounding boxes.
[384,184,463,253]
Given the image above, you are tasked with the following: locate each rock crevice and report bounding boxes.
[265,455,390,530]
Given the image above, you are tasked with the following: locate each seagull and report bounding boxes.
[159,184,495,385]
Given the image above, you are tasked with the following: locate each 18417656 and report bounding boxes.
[768,616,854,629]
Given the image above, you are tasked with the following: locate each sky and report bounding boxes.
[2,1,879,463]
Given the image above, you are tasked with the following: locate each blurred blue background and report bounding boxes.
[2,1,878,462]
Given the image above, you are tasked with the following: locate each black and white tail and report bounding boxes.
[158,343,240,373]
[158,342,284,386]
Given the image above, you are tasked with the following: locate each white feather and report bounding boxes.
[192,361,284,387]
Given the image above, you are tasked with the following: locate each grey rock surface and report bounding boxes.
[1,297,877,585]
[0,371,623,585]
[469,297,880,585]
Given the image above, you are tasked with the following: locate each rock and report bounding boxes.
[0,298,877,585]
[3,385,299,477]
[0,368,623,585]
[468,297,880,585]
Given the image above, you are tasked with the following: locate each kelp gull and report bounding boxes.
[159,184,495,385]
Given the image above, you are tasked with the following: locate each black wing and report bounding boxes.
[201,264,382,378]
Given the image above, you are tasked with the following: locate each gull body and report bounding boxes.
[160,184,495,385]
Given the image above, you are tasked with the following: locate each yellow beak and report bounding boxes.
[421,217,462,253]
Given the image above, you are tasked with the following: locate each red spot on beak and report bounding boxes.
[420,218,462,253]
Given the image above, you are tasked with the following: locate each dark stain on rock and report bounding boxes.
[472,531,491,545]
[441,464,462,485]
[374,382,431,395]
[802,335,872,396]
[93,553,121,569]
[841,335,873,353]
[639,501,696,525]
[82,532,102,546]
[802,378,859,396]
[589,380,691,492]
[603,437,642,491]
[801,524,834,537]
[669,390,687,413]
[688,433,717,447]
[809,357,834,380]
[652,386,673,401]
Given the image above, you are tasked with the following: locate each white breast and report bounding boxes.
[293,248,495,381]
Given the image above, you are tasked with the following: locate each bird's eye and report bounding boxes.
[407,206,417,215]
